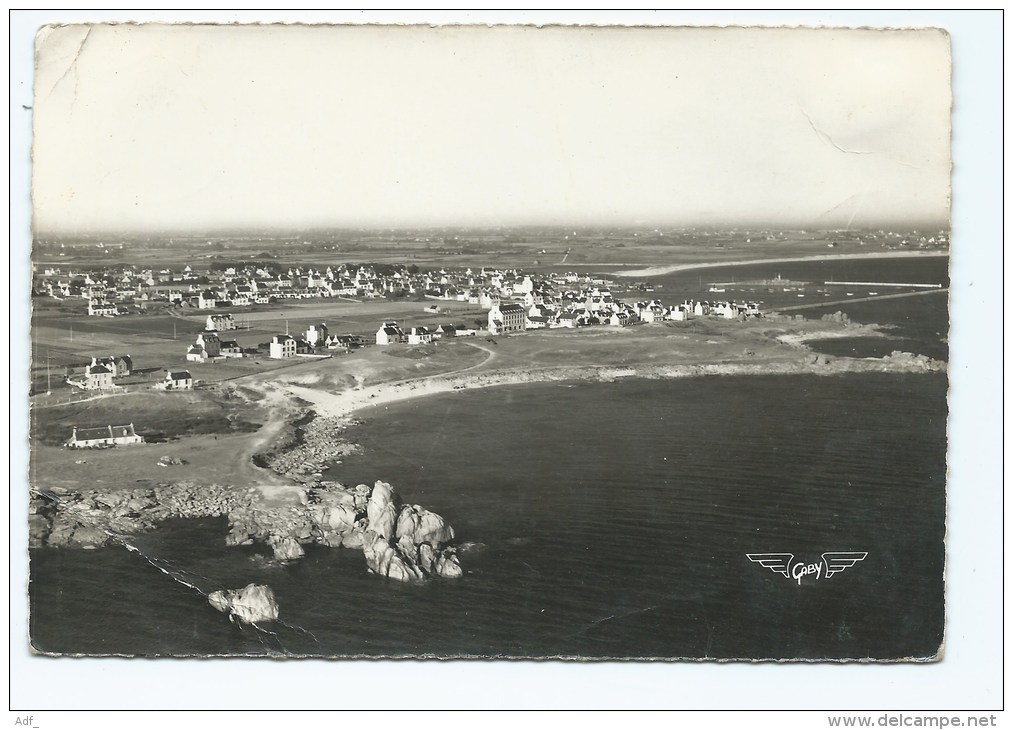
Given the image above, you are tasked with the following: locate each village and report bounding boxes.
[30,261,768,449]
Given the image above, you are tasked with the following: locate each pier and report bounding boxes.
[777,287,948,312]
[824,281,943,289]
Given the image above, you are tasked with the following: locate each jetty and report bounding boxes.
[823,281,943,289]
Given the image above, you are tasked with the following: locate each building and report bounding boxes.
[87,299,118,316]
[219,340,243,358]
[186,332,222,362]
[305,323,329,347]
[375,322,405,345]
[197,290,220,309]
[408,326,433,345]
[608,310,635,327]
[488,303,526,334]
[91,355,132,378]
[67,424,143,448]
[68,364,114,390]
[206,313,237,331]
[163,370,194,391]
[269,334,297,359]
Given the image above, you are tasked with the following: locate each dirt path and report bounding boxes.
[234,382,301,488]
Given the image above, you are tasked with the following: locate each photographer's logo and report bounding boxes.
[747,552,868,585]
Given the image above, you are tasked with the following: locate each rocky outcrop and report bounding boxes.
[31,479,463,584]
[361,484,461,583]
[258,414,361,482]
[31,483,249,550]
[821,310,851,324]
[223,479,462,583]
[208,583,279,625]
[884,350,946,372]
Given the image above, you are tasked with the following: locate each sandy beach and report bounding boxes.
[615,250,948,278]
[283,354,942,423]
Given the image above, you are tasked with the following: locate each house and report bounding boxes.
[87,299,118,316]
[163,370,194,391]
[408,327,433,345]
[70,364,114,390]
[206,313,237,331]
[186,332,222,362]
[608,310,635,327]
[376,322,406,345]
[67,423,143,448]
[269,334,297,359]
[91,355,132,378]
[197,290,220,309]
[305,323,329,347]
[488,303,526,334]
[667,306,689,321]
[219,340,243,358]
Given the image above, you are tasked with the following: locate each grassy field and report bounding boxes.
[33,229,944,273]
[28,385,296,491]
[31,390,263,447]
[28,294,490,393]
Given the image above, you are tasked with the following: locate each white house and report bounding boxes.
[305,323,329,347]
[163,370,194,391]
[67,424,143,448]
[206,313,237,331]
[408,327,433,345]
[269,334,297,359]
[376,322,405,345]
[608,310,635,327]
[197,290,220,309]
[87,299,118,316]
[488,303,527,334]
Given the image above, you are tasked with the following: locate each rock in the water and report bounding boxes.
[395,504,455,546]
[362,532,425,583]
[366,481,399,539]
[267,535,305,561]
[208,583,279,624]
[435,551,463,579]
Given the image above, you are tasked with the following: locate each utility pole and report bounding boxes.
[46,351,51,395]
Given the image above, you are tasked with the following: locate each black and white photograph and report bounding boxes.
[11,10,1004,716]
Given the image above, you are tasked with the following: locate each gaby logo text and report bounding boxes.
[747,552,868,585]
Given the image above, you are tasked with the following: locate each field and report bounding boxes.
[33,228,946,273]
[28,385,297,491]
[28,295,490,393]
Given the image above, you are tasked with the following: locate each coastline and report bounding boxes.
[614,250,949,278]
[283,351,945,423]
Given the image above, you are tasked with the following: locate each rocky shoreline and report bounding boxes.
[30,477,462,584]
[28,345,944,595]
[255,413,362,482]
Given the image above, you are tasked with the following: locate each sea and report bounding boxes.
[28,255,949,660]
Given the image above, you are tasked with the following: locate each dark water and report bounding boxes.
[30,373,946,660]
[29,255,949,660]
[641,255,950,360]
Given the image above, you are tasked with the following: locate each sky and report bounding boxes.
[32,24,952,234]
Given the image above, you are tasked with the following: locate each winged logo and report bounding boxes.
[746,553,793,578]
[822,551,868,578]
[748,551,868,584]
